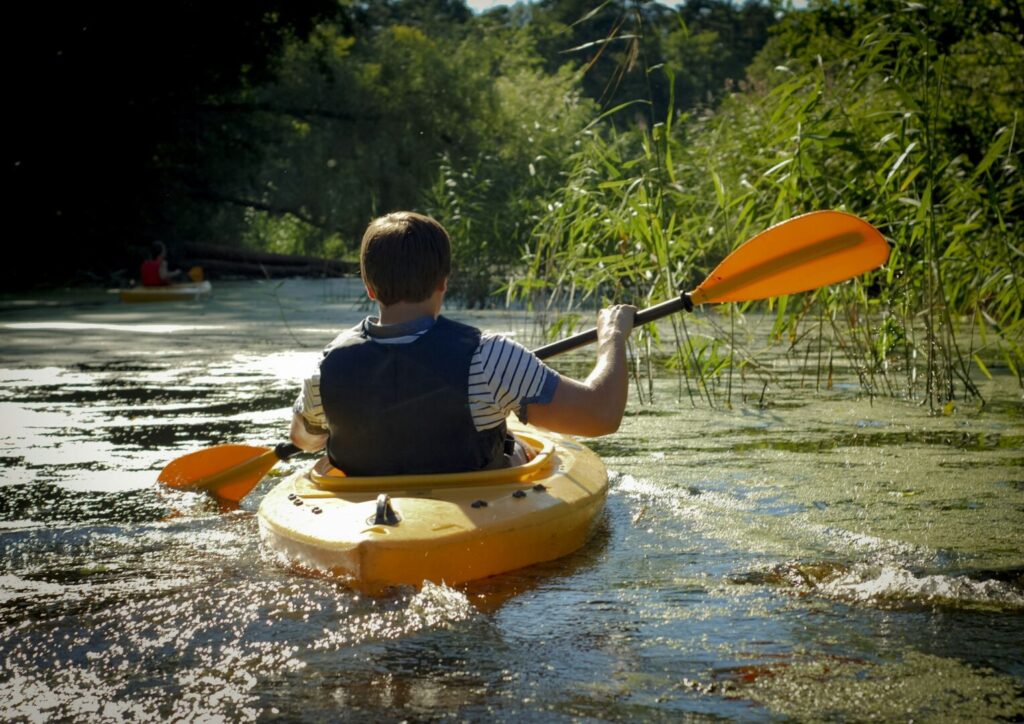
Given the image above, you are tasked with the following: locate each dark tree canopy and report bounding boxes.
[8,1,341,287]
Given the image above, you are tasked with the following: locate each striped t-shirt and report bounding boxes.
[295,315,559,433]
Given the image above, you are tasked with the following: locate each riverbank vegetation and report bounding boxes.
[13,0,1021,406]
[519,0,1024,409]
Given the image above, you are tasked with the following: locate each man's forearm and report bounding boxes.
[584,329,629,428]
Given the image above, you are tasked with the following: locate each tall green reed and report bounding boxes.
[514,0,1022,409]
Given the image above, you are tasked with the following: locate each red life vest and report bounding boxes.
[140,259,166,286]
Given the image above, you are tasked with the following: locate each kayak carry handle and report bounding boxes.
[373,494,401,526]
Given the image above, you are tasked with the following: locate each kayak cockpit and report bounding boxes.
[304,429,556,493]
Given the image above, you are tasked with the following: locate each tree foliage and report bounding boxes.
[7,0,776,290]
[9,1,343,285]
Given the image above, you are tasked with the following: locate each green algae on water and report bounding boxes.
[723,651,1024,721]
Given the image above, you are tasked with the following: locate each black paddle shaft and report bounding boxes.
[532,293,693,361]
[274,442,303,461]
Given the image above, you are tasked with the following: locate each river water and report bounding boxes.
[1,278,1021,721]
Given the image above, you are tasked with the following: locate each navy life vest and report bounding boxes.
[318,316,507,476]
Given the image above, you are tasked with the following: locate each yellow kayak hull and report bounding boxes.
[257,423,607,592]
[119,280,211,303]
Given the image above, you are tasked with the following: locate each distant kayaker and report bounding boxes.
[140,241,183,286]
[290,211,635,476]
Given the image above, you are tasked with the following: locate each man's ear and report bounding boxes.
[439,276,449,293]
[361,272,378,300]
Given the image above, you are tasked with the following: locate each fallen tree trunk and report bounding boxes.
[182,258,351,279]
[180,242,356,279]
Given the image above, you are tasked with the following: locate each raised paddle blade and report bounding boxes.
[158,444,279,503]
[689,210,889,305]
[534,211,887,358]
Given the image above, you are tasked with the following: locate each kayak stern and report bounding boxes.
[257,426,607,592]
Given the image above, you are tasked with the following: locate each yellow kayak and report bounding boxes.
[119,280,212,303]
[257,422,608,592]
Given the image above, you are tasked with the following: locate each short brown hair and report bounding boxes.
[360,212,451,305]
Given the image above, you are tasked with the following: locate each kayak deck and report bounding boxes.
[257,424,607,592]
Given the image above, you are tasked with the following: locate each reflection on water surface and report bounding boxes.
[1,279,1021,720]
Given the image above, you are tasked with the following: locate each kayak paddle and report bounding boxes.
[159,442,302,504]
[158,209,888,502]
[533,209,888,358]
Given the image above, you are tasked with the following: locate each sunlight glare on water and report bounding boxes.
[3,321,228,334]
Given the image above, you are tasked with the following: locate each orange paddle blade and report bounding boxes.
[158,444,278,503]
[689,210,889,305]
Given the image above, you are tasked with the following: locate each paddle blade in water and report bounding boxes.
[158,444,278,503]
[689,211,889,305]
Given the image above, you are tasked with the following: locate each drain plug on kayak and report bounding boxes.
[368,493,401,526]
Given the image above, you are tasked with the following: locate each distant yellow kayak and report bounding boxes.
[119,280,211,303]
[257,422,608,592]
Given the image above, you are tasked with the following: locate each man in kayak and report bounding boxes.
[290,211,635,475]
[140,241,183,286]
